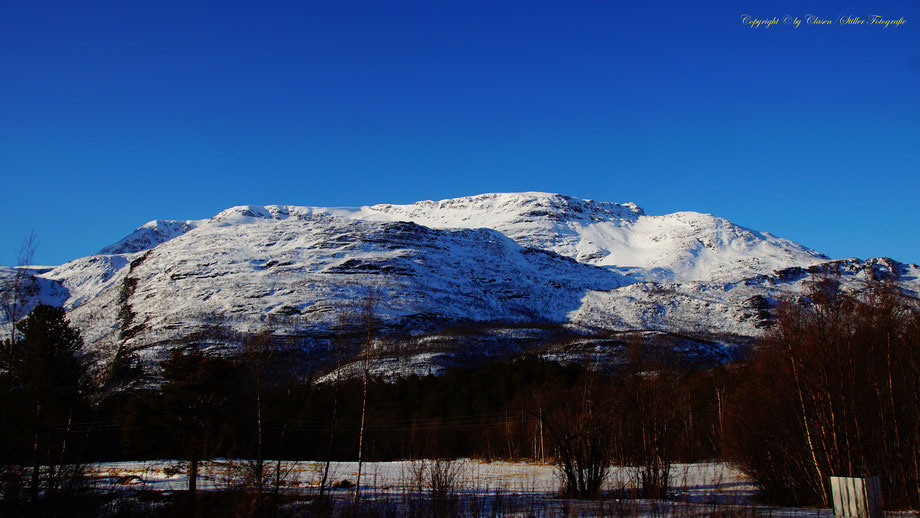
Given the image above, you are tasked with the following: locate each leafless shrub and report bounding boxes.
[613,337,687,500]
[540,376,614,499]
[407,458,463,518]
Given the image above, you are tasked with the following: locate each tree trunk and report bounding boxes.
[256,389,263,515]
[319,386,338,500]
[354,290,376,507]
[189,457,198,498]
[30,402,42,505]
[354,354,369,506]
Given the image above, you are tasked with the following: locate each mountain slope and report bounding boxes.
[60,209,624,360]
[354,192,828,281]
[98,193,825,283]
[1,192,915,371]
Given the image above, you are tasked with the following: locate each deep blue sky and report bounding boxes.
[2,1,918,266]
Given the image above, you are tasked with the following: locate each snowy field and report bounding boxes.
[76,459,869,516]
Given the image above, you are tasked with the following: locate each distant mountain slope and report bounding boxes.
[572,257,920,337]
[1,192,915,372]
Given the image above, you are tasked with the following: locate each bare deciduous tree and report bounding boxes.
[1,232,37,342]
[1,232,37,507]
[354,283,381,507]
[539,373,614,499]
[728,277,920,508]
[619,337,686,500]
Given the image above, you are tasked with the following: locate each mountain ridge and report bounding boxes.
[2,192,916,374]
[90,192,830,282]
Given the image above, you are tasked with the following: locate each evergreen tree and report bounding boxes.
[1,304,88,503]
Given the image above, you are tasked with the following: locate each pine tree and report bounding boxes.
[1,304,88,503]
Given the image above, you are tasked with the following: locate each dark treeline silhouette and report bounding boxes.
[109,355,731,466]
[3,342,733,464]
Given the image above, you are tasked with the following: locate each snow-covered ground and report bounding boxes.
[78,459,848,516]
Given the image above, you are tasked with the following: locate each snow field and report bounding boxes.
[77,459,851,516]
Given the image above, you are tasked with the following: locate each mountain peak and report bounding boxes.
[98,219,202,255]
[366,192,644,228]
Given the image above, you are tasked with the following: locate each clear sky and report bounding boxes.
[1,0,918,266]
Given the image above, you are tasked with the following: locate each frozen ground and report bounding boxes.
[78,459,855,516]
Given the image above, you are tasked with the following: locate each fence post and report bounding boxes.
[829,476,882,518]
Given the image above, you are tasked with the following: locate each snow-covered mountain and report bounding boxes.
[357,193,828,282]
[2,192,917,371]
[98,219,204,255]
